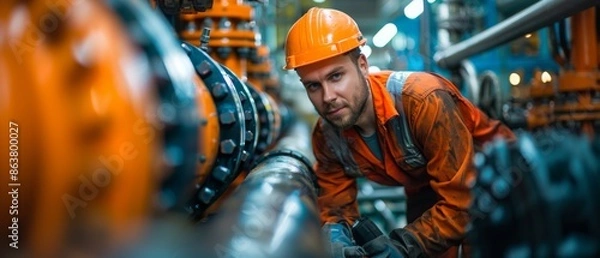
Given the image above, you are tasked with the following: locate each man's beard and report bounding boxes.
[321,75,369,130]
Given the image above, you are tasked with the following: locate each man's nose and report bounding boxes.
[322,83,337,103]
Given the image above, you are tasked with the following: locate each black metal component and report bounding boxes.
[156,0,181,15]
[247,86,277,155]
[220,64,259,170]
[192,0,214,12]
[469,129,600,257]
[199,27,211,51]
[434,0,600,68]
[156,0,214,14]
[181,41,246,219]
[189,120,326,258]
[108,0,199,212]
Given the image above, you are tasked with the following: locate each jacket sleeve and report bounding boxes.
[311,120,360,225]
[403,90,475,256]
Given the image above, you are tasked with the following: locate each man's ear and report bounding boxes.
[358,54,369,77]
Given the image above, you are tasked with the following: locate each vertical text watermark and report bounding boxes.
[8,121,20,250]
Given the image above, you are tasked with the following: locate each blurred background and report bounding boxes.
[1,0,600,257]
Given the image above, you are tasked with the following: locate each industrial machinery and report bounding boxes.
[470,129,600,257]
[1,0,315,256]
[1,0,200,255]
[4,0,600,257]
[431,0,600,137]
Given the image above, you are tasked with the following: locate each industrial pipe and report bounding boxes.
[434,0,600,68]
[189,120,327,258]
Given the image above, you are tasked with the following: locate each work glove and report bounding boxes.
[322,222,368,258]
[388,228,426,258]
[351,217,404,258]
[361,235,405,258]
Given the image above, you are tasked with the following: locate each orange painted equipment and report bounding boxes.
[179,0,256,78]
[312,71,515,256]
[522,7,599,137]
[284,7,367,70]
[194,74,220,186]
[0,0,159,255]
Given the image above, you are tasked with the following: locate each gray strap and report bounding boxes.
[321,120,363,177]
[386,72,426,168]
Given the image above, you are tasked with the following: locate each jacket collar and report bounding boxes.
[368,71,399,126]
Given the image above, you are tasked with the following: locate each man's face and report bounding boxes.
[296,54,369,129]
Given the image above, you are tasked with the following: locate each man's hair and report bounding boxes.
[344,47,362,65]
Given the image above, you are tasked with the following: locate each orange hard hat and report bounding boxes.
[284,7,366,70]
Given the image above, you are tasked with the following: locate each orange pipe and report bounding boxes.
[571,8,597,72]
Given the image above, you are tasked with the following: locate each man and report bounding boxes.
[283,7,515,258]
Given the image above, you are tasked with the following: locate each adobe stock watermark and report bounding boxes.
[9,0,84,64]
[61,119,158,219]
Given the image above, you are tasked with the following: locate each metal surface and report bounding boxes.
[182,41,246,219]
[191,120,326,258]
[248,86,281,155]
[470,130,600,257]
[434,0,600,68]
[221,64,260,170]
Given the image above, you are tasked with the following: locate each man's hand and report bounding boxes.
[351,217,405,258]
[388,228,426,258]
[322,222,367,258]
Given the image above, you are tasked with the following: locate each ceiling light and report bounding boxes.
[404,0,424,20]
[541,71,552,83]
[313,0,326,3]
[373,23,397,48]
[509,73,521,86]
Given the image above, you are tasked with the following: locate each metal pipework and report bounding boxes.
[190,120,326,258]
[434,0,600,69]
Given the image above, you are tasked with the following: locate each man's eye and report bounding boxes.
[331,73,342,81]
[306,83,319,91]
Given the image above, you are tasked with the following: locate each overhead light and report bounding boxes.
[313,0,326,3]
[360,45,372,58]
[509,72,521,86]
[373,23,397,48]
[427,0,436,3]
[404,0,424,20]
[541,71,552,83]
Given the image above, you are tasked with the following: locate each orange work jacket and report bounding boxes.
[311,71,515,256]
